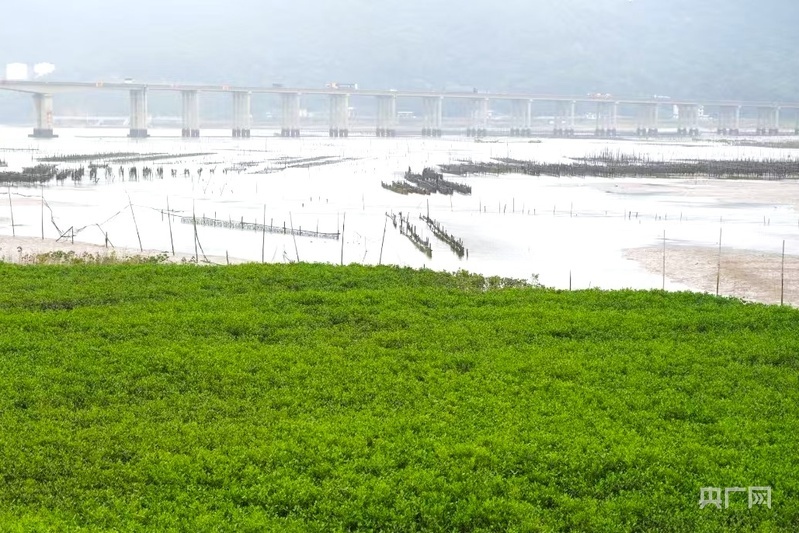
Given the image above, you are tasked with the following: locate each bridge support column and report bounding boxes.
[30,93,56,138]
[329,93,349,137]
[128,89,148,138]
[181,90,200,138]
[595,102,617,137]
[635,103,659,137]
[466,98,489,137]
[280,93,301,137]
[422,97,443,137]
[717,105,740,135]
[554,101,575,137]
[232,92,252,138]
[510,99,532,136]
[676,104,700,136]
[375,95,397,137]
[756,106,780,135]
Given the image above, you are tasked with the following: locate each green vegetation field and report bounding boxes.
[0,263,797,532]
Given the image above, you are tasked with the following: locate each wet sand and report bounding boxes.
[624,245,799,307]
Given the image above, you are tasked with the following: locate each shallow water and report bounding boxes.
[1,127,798,292]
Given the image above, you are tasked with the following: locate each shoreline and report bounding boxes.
[0,234,247,266]
[4,234,798,309]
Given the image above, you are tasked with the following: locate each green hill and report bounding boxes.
[0,262,797,531]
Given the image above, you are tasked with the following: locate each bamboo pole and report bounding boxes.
[781,239,786,306]
[127,193,143,252]
[261,205,266,263]
[40,186,44,240]
[192,203,199,263]
[716,227,722,297]
[662,229,666,290]
[378,217,387,266]
[340,213,346,266]
[8,188,14,238]
[289,212,300,262]
[166,197,175,256]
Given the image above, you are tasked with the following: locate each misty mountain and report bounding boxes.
[1,0,797,109]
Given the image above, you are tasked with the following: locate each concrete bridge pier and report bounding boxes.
[717,105,740,135]
[181,90,200,138]
[554,101,575,137]
[375,95,397,137]
[329,93,349,137]
[756,106,780,135]
[509,99,532,137]
[466,98,489,137]
[422,96,443,137]
[281,93,301,137]
[635,103,659,137]
[676,104,700,136]
[232,92,252,138]
[30,93,56,138]
[128,89,148,138]
[594,102,617,137]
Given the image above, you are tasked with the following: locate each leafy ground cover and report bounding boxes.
[0,263,797,532]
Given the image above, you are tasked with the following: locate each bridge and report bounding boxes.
[1,79,797,139]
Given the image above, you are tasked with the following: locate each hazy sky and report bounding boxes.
[1,0,797,100]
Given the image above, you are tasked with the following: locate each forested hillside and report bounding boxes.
[0,0,796,116]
